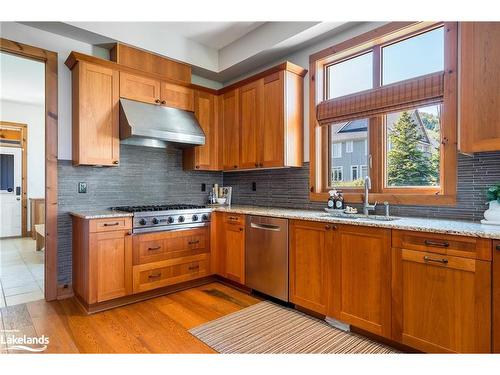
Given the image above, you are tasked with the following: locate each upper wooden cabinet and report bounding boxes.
[183,90,220,170]
[221,89,241,170]
[289,220,331,314]
[120,72,161,105]
[239,80,263,169]
[161,82,194,112]
[328,225,392,338]
[459,22,500,153]
[71,62,120,166]
[111,43,191,84]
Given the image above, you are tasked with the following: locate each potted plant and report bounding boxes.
[484,183,500,224]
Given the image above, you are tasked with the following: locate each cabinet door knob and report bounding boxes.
[161,100,166,105]
[255,163,258,167]
[155,99,161,104]
[234,165,238,169]
[113,160,119,165]
[325,225,330,230]
[195,165,200,169]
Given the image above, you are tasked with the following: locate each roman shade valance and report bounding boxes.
[316,71,445,125]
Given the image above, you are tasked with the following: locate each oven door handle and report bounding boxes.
[250,222,282,232]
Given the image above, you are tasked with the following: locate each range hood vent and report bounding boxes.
[119,98,205,148]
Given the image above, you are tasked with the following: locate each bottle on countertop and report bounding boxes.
[335,190,345,210]
[327,190,336,209]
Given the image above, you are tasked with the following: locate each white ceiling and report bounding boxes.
[0,51,45,105]
[157,22,265,49]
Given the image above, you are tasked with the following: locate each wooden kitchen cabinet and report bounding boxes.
[221,89,241,170]
[328,225,392,338]
[119,71,161,105]
[183,90,221,170]
[71,61,120,166]
[459,22,500,152]
[493,240,500,353]
[161,82,194,111]
[392,231,492,353]
[289,220,331,314]
[223,214,246,284]
[72,216,133,305]
[239,80,263,169]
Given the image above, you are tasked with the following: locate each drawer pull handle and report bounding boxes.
[423,256,448,264]
[424,240,449,248]
[103,222,120,227]
[188,240,200,245]
[188,265,200,271]
[148,246,161,251]
[148,272,162,279]
[229,216,239,221]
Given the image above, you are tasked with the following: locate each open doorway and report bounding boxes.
[0,51,45,307]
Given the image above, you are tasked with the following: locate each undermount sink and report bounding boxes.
[321,210,400,221]
[364,215,400,222]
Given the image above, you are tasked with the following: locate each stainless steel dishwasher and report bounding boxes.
[245,215,289,302]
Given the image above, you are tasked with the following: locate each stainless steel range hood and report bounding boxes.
[119,98,205,148]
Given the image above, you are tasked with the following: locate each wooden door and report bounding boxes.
[74,62,119,166]
[224,221,245,284]
[221,89,240,170]
[119,72,161,105]
[261,72,285,168]
[329,225,392,338]
[161,82,194,111]
[460,22,500,152]
[393,249,491,353]
[90,230,132,303]
[183,90,219,170]
[289,220,332,314]
[239,80,263,169]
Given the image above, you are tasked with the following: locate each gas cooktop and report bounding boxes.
[111,204,212,234]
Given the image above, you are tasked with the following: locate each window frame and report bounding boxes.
[346,140,354,153]
[309,22,457,206]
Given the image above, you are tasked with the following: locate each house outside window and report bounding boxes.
[332,142,342,158]
[351,165,360,181]
[346,141,353,153]
[332,166,343,182]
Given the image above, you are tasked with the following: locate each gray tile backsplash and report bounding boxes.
[223,151,500,222]
[57,147,499,285]
[57,145,222,284]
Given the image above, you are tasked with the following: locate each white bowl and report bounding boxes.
[216,198,227,205]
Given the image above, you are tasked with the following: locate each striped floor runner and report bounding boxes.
[189,301,398,354]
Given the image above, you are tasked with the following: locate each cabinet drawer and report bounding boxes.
[132,254,209,293]
[89,217,132,233]
[132,227,209,265]
[224,213,245,225]
[392,230,491,261]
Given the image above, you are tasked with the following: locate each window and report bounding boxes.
[332,166,343,182]
[385,105,441,187]
[382,27,444,85]
[0,154,14,191]
[326,52,373,99]
[351,165,360,181]
[311,22,457,206]
[346,141,353,153]
[332,142,342,158]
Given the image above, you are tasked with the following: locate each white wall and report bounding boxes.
[0,22,109,160]
[223,22,386,162]
[1,99,45,230]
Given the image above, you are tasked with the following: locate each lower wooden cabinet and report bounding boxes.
[392,248,491,353]
[289,220,331,314]
[223,214,246,284]
[494,240,500,353]
[72,216,133,305]
[328,225,392,338]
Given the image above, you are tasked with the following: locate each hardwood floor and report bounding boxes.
[0,282,260,354]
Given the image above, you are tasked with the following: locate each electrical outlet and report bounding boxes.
[78,182,87,193]
[252,182,257,191]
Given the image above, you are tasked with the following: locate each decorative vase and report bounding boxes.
[484,200,500,222]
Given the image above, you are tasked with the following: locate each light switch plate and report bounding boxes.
[78,182,87,193]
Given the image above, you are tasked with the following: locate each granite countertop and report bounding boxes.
[70,210,134,219]
[213,205,500,240]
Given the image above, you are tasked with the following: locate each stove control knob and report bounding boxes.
[202,214,209,221]
[178,216,185,223]
[152,218,159,225]
[167,216,174,224]
[192,214,199,222]
[139,218,147,225]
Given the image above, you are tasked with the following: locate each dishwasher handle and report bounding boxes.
[250,222,282,232]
